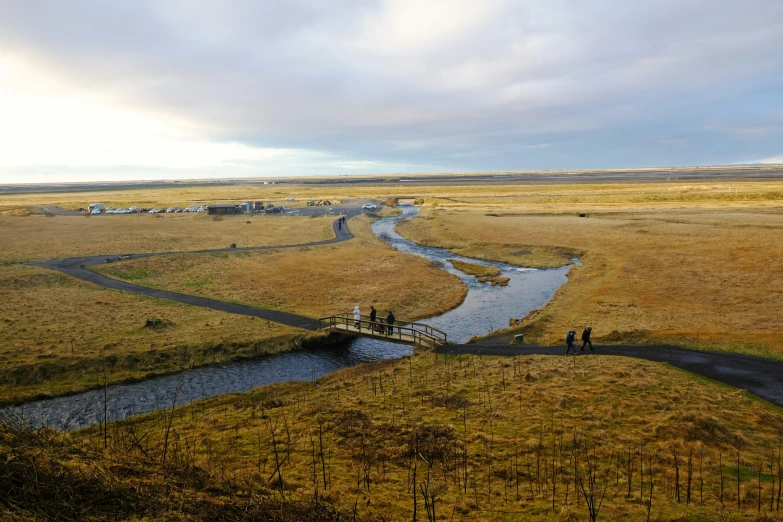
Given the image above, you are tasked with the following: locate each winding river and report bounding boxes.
[1,206,573,430]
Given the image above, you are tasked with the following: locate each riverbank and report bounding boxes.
[61,347,783,522]
[396,202,783,359]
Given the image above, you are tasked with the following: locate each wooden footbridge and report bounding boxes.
[319,314,448,348]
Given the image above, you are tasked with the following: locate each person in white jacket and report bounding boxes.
[353,306,361,329]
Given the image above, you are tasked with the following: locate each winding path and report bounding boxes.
[27,210,362,331]
[25,208,783,410]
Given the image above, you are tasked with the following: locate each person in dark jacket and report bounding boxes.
[369,306,377,332]
[565,330,577,354]
[386,311,395,335]
[580,327,593,351]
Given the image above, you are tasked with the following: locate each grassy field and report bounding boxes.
[2,177,781,211]
[396,186,783,358]
[94,215,467,321]
[0,264,304,405]
[3,176,783,520]
[0,212,335,263]
[61,349,783,521]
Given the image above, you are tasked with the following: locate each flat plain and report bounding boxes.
[0,212,335,262]
[94,214,467,321]
[396,181,783,358]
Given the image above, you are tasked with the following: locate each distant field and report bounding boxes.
[95,215,467,321]
[0,264,301,405]
[0,212,335,262]
[396,186,783,358]
[2,179,782,211]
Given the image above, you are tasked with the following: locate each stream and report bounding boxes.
[0,205,573,430]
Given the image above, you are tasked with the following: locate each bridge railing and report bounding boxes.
[318,314,447,348]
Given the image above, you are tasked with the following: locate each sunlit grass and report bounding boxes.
[75,349,783,521]
[94,215,467,321]
[397,203,783,358]
[0,212,335,262]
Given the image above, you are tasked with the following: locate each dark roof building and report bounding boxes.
[207,204,238,215]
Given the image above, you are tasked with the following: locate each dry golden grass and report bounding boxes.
[80,350,783,521]
[397,202,783,358]
[0,264,301,405]
[2,178,781,212]
[94,215,467,321]
[0,212,335,262]
[450,260,500,278]
[450,260,509,286]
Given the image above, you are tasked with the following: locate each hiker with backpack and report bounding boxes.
[565,330,577,355]
[581,326,593,351]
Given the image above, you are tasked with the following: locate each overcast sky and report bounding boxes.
[1,0,782,183]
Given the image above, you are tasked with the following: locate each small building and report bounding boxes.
[238,202,253,213]
[254,201,264,211]
[207,204,238,215]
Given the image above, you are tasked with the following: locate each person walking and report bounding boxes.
[386,310,396,335]
[369,306,377,332]
[353,306,361,330]
[580,326,593,351]
[565,330,577,355]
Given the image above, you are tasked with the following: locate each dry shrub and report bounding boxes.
[684,415,729,443]
[0,422,365,521]
[431,393,470,409]
[385,197,398,207]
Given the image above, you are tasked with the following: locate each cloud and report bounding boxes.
[754,155,783,165]
[0,0,782,181]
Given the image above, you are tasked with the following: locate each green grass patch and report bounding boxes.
[185,277,212,289]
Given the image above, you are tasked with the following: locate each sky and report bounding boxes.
[0,0,782,184]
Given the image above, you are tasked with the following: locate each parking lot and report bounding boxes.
[86,199,379,217]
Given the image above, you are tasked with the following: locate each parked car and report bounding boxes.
[167,207,176,213]
[286,196,295,201]
[362,203,378,210]
[90,208,102,215]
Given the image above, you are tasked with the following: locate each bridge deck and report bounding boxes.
[320,314,447,348]
[328,322,426,347]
